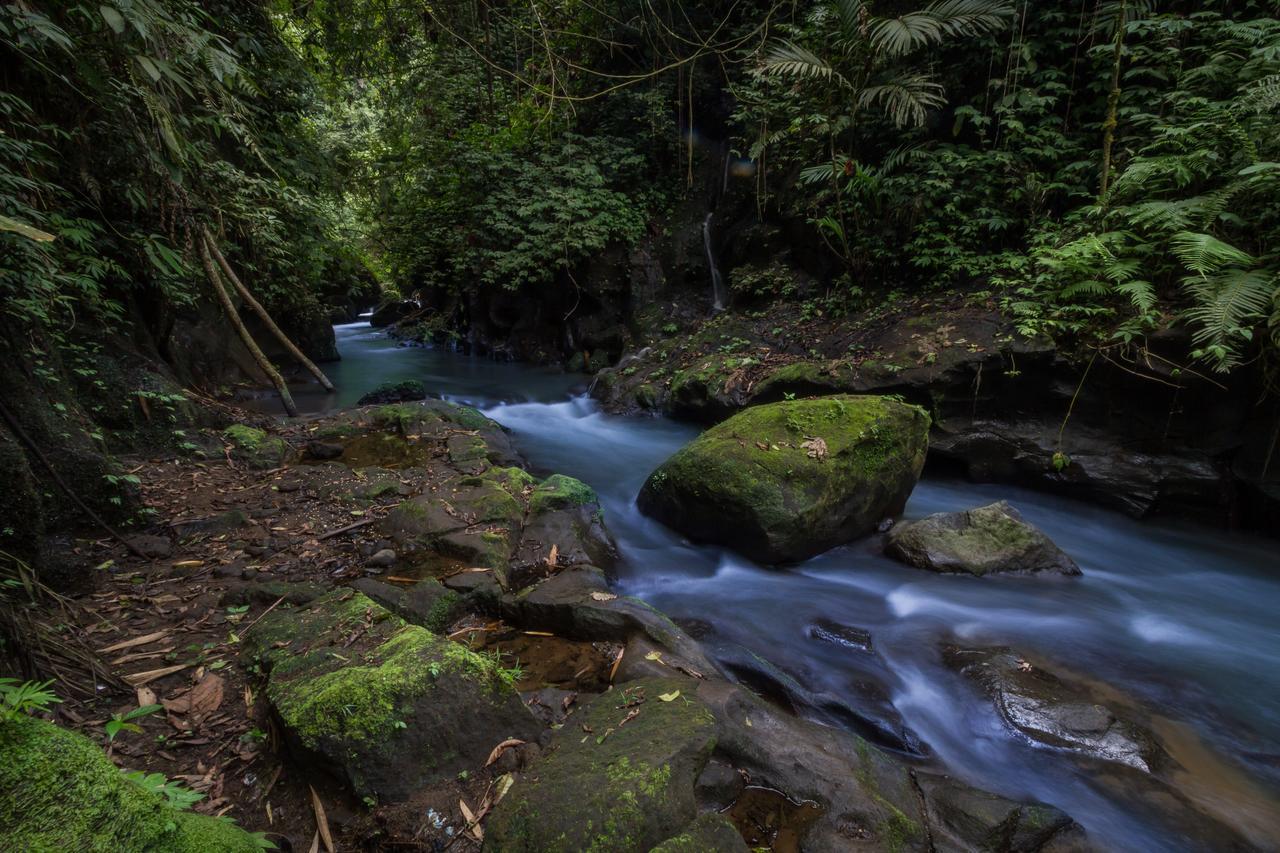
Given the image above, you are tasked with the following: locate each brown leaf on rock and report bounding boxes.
[485,738,526,767]
[800,436,828,461]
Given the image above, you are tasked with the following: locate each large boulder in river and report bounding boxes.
[885,500,1080,576]
[637,396,930,563]
[243,590,538,801]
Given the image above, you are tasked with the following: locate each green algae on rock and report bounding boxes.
[649,812,748,852]
[637,395,930,563]
[222,424,291,469]
[484,678,718,852]
[0,713,262,852]
[242,590,537,801]
[885,500,1081,576]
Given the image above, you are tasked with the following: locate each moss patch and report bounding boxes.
[0,714,261,852]
[529,474,599,515]
[485,678,716,852]
[222,424,289,469]
[244,590,537,800]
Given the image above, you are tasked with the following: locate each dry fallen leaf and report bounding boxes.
[800,436,828,461]
[136,686,157,707]
[309,785,335,853]
[658,690,680,702]
[546,543,558,568]
[589,592,617,602]
[493,773,515,804]
[459,798,483,842]
[485,738,526,767]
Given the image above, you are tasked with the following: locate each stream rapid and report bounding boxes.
[301,320,1280,851]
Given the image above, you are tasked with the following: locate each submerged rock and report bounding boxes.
[886,500,1081,576]
[243,590,537,801]
[0,713,261,852]
[484,677,717,852]
[638,395,930,563]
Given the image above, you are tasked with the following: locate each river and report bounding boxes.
[290,320,1280,850]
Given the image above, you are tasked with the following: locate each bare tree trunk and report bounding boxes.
[201,226,335,393]
[198,233,299,417]
[1099,0,1128,199]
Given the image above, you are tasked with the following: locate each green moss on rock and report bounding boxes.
[529,474,600,515]
[222,424,290,469]
[485,678,716,852]
[885,500,1081,576]
[0,714,260,852]
[649,813,748,852]
[243,590,537,801]
[637,396,930,563]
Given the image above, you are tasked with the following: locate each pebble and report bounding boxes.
[366,549,397,568]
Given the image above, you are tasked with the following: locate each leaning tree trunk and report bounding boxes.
[201,225,335,393]
[198,233,299,417]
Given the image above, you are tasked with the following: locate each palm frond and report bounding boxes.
[858,74,945,127]
[870,0,1014,58]
[762,41,849,88]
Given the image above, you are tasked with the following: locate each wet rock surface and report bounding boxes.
[886,500,1082,576]
[638,395,930,563]
[946,646,1158,771]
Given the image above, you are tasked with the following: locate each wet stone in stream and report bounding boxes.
[722,786,824,853]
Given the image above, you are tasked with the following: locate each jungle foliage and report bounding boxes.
[3,0,1279,377]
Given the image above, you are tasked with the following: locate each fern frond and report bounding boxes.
[1116,280,1157,312]
[1242,74,1280,113]
[1182,269,1276,371]
[1170,231,1254,276]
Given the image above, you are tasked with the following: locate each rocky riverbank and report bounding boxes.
[7,396,1096,851]
[586,291,1280,533]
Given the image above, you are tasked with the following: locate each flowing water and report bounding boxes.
[303,321,1280,850]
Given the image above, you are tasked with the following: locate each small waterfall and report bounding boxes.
[703,212,727,311]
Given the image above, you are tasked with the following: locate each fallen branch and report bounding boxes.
[203,226,335,393]
[198,232,298,417]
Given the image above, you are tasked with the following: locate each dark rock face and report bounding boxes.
[929,419,1227,520]
[355,380,427,406]
[885,500,1081,576]
[484,678,718,852]
[638,396,930,563]
[690,677,1083,853]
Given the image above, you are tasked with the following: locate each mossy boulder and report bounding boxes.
[243,590,538,801]
[0,713,261,852]
[638,396,930,563]
[514,475,616,582]
[356,379,428,406]
[885,501,1081,576]
[222,424,291,469]
[485,677,717,852]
